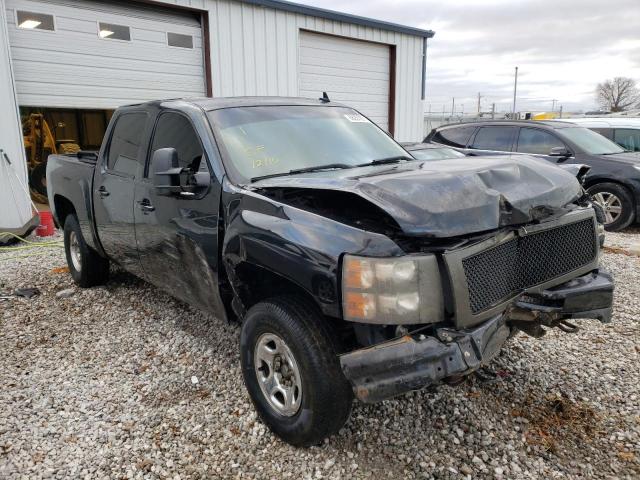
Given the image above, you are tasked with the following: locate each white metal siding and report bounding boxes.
[5,0,206,108]
[299,31,390,132]
[0,0,31,231]
[201,0,425,141]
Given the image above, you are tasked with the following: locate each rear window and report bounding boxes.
[590,127,613,140]
[431,126,476,148]
[106,113,148,176]
[470,126,516,152]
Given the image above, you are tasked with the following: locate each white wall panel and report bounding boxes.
[201,0,425,141]
[6,0,427,140]
[5,0,206,108]
[0,0,32,233]
[299,30,390,131]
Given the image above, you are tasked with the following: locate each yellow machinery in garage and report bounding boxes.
[22,113,80,204]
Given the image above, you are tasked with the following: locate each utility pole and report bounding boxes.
[477,92,482,115]
[512,66,519,117]
[491,103,496,119]
[551,99,558,112]
[451,97,455,116]
[559,105,563,118]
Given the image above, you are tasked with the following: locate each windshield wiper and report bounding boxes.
[251,163,352,182]
[358,155,413,167]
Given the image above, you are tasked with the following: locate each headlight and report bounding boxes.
[341,254,444,324]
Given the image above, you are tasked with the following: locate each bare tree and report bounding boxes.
[596,77,640,112]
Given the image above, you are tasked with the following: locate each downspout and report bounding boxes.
[421,37,428,100]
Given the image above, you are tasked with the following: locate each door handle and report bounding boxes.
[98,186,110,197]
[138,199,155,213]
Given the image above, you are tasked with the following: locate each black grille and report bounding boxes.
[462,218,597,314]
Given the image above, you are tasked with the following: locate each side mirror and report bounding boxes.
[152,148,210,197]
[549,147,572,161]
[153,148,182,196]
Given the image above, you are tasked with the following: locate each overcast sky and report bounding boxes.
[300,0,640,113]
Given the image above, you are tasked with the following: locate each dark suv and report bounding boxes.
[425,120,640,231]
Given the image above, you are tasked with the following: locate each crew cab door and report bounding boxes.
[93,111,149,276]
[133,110,226,317]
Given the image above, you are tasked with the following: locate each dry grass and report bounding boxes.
[602,245,640,257]
[510,392,602,455]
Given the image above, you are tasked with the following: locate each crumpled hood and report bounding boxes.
[252,155,583,237]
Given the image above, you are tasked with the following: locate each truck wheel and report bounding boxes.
[63,215,109,287]
[588,183,634,231]
[240,297,353,447]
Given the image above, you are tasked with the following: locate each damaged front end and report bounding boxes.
[340,269,613,403]
[339,207,614,403]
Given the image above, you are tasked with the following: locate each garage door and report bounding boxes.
[5,0,206,108]
[299,31,391,132]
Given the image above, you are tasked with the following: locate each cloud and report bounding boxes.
[298,0,640,111]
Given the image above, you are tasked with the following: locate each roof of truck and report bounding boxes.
[124,96,349,111]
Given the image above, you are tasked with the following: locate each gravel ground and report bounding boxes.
[0,231,639,480]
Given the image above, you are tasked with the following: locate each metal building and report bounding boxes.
[2,0,433,140]
[0,0,433,235]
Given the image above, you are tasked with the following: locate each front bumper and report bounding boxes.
[340,269,614,403]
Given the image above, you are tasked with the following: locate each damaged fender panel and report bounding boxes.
[340,314,511,403]
[222,180,403,318]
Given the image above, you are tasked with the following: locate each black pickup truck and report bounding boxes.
[47,97,614,447]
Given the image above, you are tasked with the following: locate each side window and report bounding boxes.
[516,128,565,155]
[149,112,207,175]
[590,127,613,140]
[106,113,148,176]
[432,126,476,148]
[470,126,516,152]
[614,129,640,151]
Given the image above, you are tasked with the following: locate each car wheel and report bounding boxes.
[588,183,634,232]
[240,296,353,447]
[63,214,110,287]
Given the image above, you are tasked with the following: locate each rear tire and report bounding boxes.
[63,215,109,287]
[588,183,634,232]
[240,296,353,447]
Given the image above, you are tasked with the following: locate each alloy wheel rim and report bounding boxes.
[254,333,302,417]
[592,192,622,225]
[69,231,82,271]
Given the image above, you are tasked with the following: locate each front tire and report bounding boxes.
[63,215,110,287]
[240,297,353,447]
[588,183,634,232]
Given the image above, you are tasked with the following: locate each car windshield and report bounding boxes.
[410,147,466,161]
[208,106,408,183]
[558,127,626,155]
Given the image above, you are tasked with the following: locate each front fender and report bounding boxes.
[222,186,402,318]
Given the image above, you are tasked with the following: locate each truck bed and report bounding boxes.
[46,152,100,252]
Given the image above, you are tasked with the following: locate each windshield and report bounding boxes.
[558,127,625,155]
[208,106,408,183]
[410,147,466,161]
